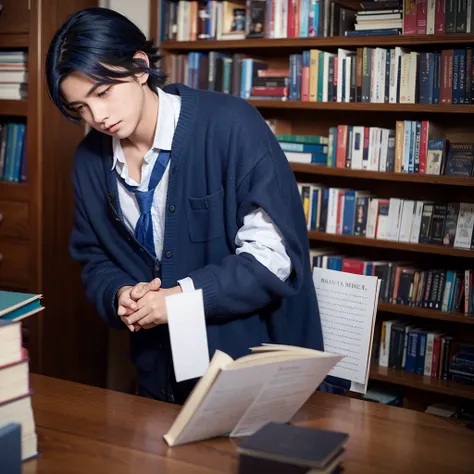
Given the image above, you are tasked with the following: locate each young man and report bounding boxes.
[46,7,325,404]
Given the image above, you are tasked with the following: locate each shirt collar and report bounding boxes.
[111,87,177,170]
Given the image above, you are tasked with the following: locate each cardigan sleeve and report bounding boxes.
[69,158,137,329]
[188,109,309,319]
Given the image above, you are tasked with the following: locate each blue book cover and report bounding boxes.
[342,191,356,235]
[0,423,21,474]
[0,291,43,322]
[279,142,327,153]
[405,330,419,373]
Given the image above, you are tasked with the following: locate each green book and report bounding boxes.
[275,134,329,145]
[0,291,43,322]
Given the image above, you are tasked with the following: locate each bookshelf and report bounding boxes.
[0,0,109,388]
[154,0,474,410]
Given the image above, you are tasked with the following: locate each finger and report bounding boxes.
[130,278,162,300]
[149,278,162,291]
[137,313,164,327]
[119,316,135,332]
[124,306,150,325]
[141,323,157,330]
[129,282,148,300]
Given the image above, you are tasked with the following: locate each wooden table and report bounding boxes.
[22,374,474,474]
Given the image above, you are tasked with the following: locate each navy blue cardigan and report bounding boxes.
[69,83,325,402]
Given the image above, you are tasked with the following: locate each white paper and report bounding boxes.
[313,267,380,393]
[230,353,342,437]
[166,289,210,383]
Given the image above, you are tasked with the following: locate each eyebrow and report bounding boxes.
[67,82,106,106]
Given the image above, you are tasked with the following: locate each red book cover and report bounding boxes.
[342,259,365,274]
[435,0,446,33]
[251,86,288,96]
[419,120,428,174]
[431,336,442,377]
[403,0,418,34]
[336,125,348,168]
[416,0,428,34]
[287,0,297,38]
[440,49,453,104]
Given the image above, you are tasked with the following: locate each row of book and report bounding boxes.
[404,0,474,36]
[0,291,44,462]
[161,0,376,41]
[297,184,474,249]
[321,124,468,177]
[0,51,27,101]
[0,122,27,183]
[375,320,473,386]
[310,250,473,314]
[166,45,473,105]
[161,0,474,40]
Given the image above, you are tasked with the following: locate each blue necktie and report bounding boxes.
[118,149,170,257]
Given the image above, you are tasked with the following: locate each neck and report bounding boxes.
[126,86,158,151]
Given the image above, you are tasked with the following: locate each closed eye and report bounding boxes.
[98,86,112,98]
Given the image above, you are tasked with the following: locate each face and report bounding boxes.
[60,71,146,139]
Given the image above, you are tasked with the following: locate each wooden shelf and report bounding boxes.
[0,33,28,49]
[161,34,474,52]
[370,365,474,400]
[307,231,473,257]
[249,100,474,113]
[0,182,29,202]
[291,163,474,186]
[0,100,28,117]
[378,303,474,324]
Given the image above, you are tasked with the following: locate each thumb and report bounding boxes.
[149,278,162,291]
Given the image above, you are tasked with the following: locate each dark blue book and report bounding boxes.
[238,422,348,474]
[0,423,21,474]
[345,28,401,36]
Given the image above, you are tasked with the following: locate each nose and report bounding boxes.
[88,101,109,126]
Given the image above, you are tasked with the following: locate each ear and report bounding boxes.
[133,51,150,85]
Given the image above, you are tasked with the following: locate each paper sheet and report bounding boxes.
[166,289,210,383]
[313,267,380,393]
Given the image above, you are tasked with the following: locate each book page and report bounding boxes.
[230,354,342,437]
[170,363,279,446]
[313,267,380,392]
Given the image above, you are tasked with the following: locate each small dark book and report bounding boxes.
[237,422,348,474]
[0,423,21,474]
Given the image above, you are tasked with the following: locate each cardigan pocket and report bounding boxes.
[186,187,225,242]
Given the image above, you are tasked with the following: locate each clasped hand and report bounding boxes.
[116,278,182,331]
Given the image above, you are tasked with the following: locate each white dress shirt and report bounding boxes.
[113,87,292,291]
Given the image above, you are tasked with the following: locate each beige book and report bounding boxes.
[163,345,342,447]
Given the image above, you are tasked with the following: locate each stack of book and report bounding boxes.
[0,51,28,100]
[349,0,402,36]
[0,291,44,462]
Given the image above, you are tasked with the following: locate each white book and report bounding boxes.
[427,0,436,33]
[313,267,381,394]
[326,188,342,234]
[366,198,379,238]
[337,49,352,102]
[398,200,416,242]
[454,203,474,249]
[386,198,404,241]
[378,320,398,367]
[351,126,365,170]
[409,201,426,243]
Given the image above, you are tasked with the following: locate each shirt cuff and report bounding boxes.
[177,277,196,293]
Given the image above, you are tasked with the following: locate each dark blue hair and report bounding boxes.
[45,7,167,122]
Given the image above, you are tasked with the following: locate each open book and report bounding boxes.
[163,345,342,447]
